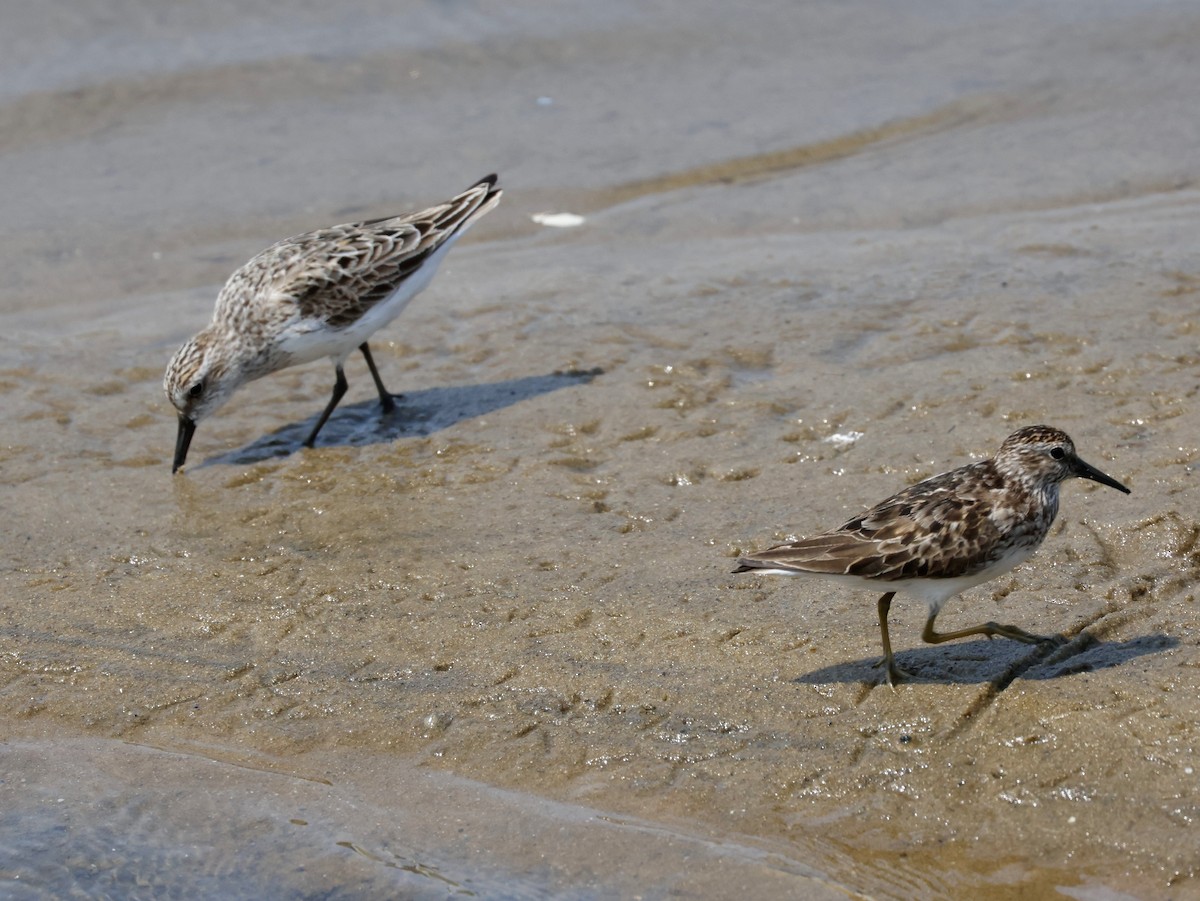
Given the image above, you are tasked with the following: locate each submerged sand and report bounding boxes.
[2,2,1199,897]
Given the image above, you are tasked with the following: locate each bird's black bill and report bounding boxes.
[173,415,196,474]
[1073,456,1131,494]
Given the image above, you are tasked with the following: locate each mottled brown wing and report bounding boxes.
[219,176,500,330]
[291,177,499,327]
[285,224,433,327]
[737,462,1011,581]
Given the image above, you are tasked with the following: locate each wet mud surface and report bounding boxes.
[2,2,1200,898]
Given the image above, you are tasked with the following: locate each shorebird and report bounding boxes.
[164,174,501,472]
[733,425,1130,685]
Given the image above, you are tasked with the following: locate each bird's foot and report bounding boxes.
[982,622,1057,646]
[379,392,404,415]
[872,656,914,688]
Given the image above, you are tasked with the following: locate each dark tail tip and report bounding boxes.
[731,563,754,574]
[470,174,501,206]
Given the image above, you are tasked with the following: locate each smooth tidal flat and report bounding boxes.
[2,2,1199,898]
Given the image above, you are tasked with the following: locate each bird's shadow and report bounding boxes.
[794,632,1179,686]
[201,367,602,468]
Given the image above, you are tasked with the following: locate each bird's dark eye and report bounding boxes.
[1050,447,1065,460]
[188,381,204,399]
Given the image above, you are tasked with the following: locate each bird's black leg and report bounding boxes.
[305,364,349,447]
[359,342,396,414]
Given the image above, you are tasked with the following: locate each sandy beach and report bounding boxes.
[2,2,1199,897]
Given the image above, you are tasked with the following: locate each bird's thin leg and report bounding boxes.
[921,611,1055,646]
[871,592,912,687]
[305,364,349,448]
[358,342,397,414]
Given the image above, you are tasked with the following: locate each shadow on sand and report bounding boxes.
[794,632,1179,686]
[200,367,602,468]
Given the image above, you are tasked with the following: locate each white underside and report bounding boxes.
[753,543,1036,615]
[274,232,466,368]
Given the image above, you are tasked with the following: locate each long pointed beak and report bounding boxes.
[1072,455,1130,494]
[173,415,196,474]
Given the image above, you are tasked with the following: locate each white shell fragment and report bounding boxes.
[532,212,586,228]
[823,431,865,449]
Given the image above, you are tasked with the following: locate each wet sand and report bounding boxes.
[3,2,1200,897]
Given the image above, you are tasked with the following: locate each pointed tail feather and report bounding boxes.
[366,174,502,239]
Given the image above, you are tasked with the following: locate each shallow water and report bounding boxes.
[3,2,1200,898]
[1,737,852,899]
